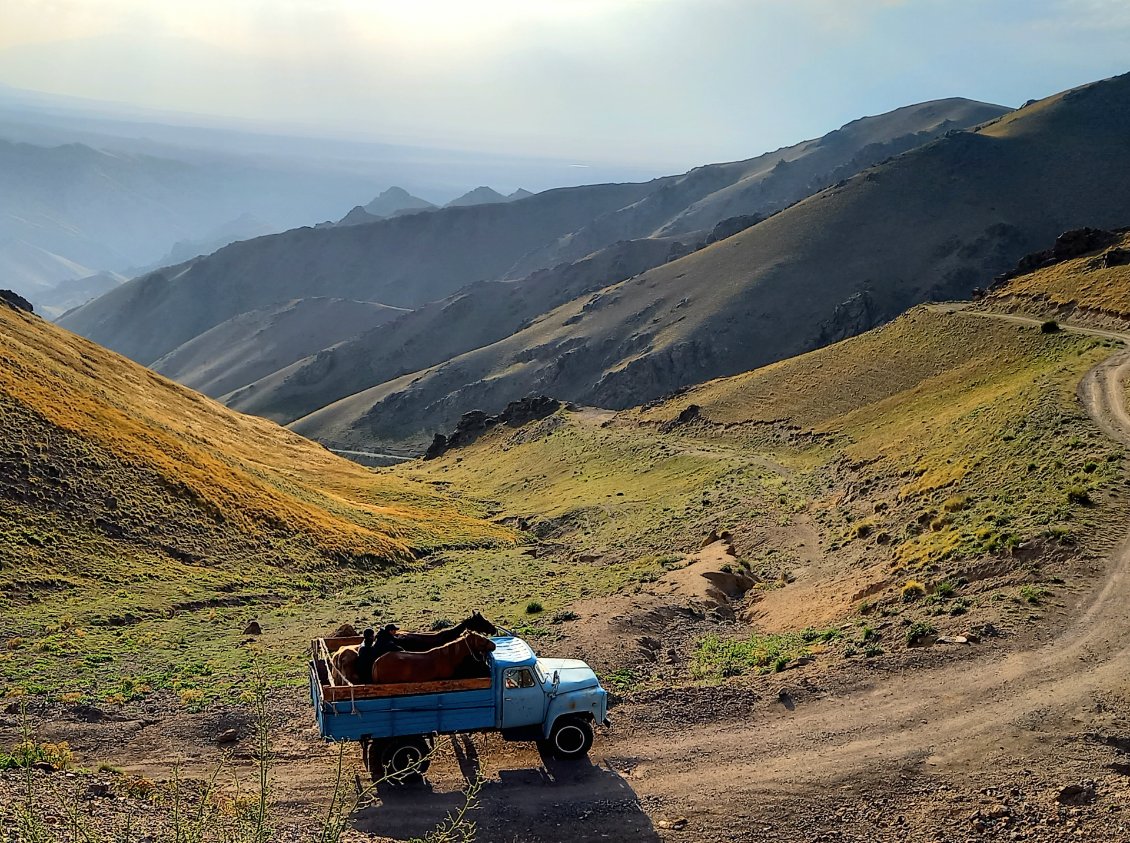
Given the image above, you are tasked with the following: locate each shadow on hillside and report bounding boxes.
[354,734,659,842]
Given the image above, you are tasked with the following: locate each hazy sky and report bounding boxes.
[1,0,1128,170]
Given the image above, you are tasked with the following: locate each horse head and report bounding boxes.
[465,610,498,636]
[462,631,498,662]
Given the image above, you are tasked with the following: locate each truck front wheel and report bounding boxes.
[369,736,431,782]
[545,716,594,759]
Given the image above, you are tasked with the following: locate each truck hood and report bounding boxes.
[538,658,602,693]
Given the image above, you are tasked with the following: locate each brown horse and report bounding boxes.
[372,632,496,684]
[328,645,360,684]
[394,610,497,652]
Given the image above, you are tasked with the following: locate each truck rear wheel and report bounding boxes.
[546,716,594,759]
[368,736,431,782]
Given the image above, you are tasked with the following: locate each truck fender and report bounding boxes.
[542,700,596,739]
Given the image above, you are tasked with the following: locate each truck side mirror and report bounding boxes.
[552,670,560,690]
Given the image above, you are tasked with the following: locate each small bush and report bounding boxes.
[1083,461,1098,474]
[800,627,842,644]
[550,610,579,624]
[0,739,73,770]
[1018,585,1048,605]
[525,601,544,614]
[863,644,884,658]
[901,580,927,602]
[430,618,454,630]
[933,580,956,599]
[942,495,968,513]
[1040,320,1061,333]
[178,688,206,711]
[905,621,936,646]
[1066,486,1092,506]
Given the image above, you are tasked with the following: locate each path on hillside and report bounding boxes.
[356,308,1130,841]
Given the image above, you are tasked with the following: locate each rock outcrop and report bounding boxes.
[424,396,561,459]
[0,289,34,313]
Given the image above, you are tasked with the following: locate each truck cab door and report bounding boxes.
[500,667,546,729]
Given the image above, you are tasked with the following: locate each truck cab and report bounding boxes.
[492,636,608,756]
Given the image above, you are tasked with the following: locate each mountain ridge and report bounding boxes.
[287,73,1130,451]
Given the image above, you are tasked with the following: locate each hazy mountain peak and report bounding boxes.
[362,186,435,218]
[446,186,508,207]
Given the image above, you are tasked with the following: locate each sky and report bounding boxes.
[1,0,1128,172]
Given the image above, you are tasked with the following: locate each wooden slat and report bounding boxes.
[321,676,492,702]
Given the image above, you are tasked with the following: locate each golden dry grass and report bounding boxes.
[986,232,1130,317]
[0,305,513,566]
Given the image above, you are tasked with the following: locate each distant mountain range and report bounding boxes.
[334,185,534,227]
[61,76,1130,454]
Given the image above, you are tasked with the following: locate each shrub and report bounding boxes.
[0,739,73,770]
[430,618,454,630]
[1066,486,1092,506]
[525,601,544,614]
[942,495,968,513]
[1018,585,1048,605]
[1040,320,1061,333]
[901,580,927,602]
[1083,461,1098,474]
[933,580,956,599]
[550,610,579,624]
[691,632,817,679]
[863,644,885,658]
[905,621,936,646]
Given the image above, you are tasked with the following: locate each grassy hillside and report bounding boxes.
[985,230,1130,321]
[151,297,408,398]
[407,306,1125,640]
[0,302,512,701]
[225,237,676,423]
[293,73,1130,452]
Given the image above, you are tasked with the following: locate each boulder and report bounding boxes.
[1056,782,1097,805]
[243,621,262,636]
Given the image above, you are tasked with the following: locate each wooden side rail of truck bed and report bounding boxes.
[310,637,493,702]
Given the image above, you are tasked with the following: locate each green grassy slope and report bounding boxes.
[986,230,1130,320]
[407,305,1125,643]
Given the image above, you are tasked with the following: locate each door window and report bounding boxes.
[504,668,536,689]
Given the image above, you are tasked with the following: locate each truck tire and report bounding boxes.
[546,716,594,759]
[368,736,431,782]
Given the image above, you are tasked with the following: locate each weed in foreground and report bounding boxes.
[1,669,481,843]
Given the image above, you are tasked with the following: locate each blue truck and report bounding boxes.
[310,633,609,778]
